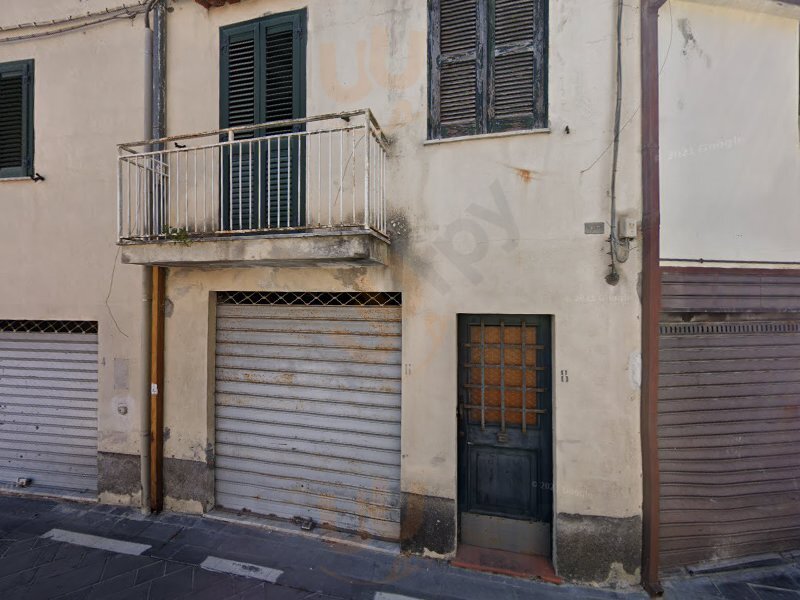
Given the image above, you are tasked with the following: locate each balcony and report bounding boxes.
[117,110,390,267]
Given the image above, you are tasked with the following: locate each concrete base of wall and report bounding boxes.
[97,452,141,505]
[400,492,456,557]
[163,457,214,513]
[555,513,642,585]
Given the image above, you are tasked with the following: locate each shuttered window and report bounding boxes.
[220,11,306,230]
[428,0,547,139]
[0,60,34,179]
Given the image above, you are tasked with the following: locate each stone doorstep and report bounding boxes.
[451,544,563,585]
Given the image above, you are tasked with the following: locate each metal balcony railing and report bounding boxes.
[117,109,388,243]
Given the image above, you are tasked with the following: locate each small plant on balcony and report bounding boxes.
[162,226,192,246]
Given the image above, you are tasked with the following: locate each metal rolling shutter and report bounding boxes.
[658,320,800,570]
[0,322,99,499]
[214,295,401,540]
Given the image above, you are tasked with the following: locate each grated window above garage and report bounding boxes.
[217,291,401,307]
[0,320,98,334]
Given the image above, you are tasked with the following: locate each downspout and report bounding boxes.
[640,0,666,595]
[140,12,153,514]
[143,0,167,514]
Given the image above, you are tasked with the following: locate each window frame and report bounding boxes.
[0,59,34,179]
[427,0,548,140]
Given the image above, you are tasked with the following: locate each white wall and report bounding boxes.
[0,1,149,503]
[659,0,800,263]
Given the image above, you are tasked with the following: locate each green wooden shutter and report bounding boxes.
[220,11,305,231]
[262,11,305,228]
[489,0,547,132]
[221,23,259,230]
[0,60,33,179]
[429,0,480,139]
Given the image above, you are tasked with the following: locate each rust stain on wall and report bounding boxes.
[504,165,538,184]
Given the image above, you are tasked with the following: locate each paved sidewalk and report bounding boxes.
[2,495,799,599]
[662,559,800,599]
[0,495,643,600]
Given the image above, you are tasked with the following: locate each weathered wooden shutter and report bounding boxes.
[428,0,547,138]
[429,0,480,138]
[221,23,259,230]
[0,60,33,179]
[489,0,547,132]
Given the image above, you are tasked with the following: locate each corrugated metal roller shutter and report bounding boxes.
[0,329,99,499]
[662,269,800,314]
[215,303,402,540]
[658,320,800,570]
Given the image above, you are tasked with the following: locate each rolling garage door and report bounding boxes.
[658,319,800,570]
[214,292,402,540]
[0,321,99,499]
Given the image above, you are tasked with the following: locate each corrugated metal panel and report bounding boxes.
[214,304,401,540]
[0,331,99,499]
[658,320,800,570]
[662,269,800,313]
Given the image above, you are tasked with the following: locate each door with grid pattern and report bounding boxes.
[458,314,552,555]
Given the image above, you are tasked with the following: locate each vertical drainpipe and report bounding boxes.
[150,0,168,514]
[140,8,154,516]
[140,0,167,514]
[640,0,666,595]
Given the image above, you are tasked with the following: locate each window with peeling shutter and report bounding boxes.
[220,11,306,230]
[0,60,34,179]
[430,0,479,138]
[429,0,547,139]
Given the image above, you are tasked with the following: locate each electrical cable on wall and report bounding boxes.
[0,2,148,44]
[605,0,631,286]
[0,2,148,32]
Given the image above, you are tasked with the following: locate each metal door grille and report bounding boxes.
[460,316,548,434]
[218,291,401,307]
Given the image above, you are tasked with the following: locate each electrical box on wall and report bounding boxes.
[618,217,638,240]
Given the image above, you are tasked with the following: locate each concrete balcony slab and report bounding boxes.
[119,229,389,267]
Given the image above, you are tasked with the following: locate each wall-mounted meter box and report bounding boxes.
[618,217,638,240]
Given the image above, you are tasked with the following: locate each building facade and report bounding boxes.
[0,0,797,588]
[653,0,800,577]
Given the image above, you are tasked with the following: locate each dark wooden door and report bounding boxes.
[458,315,552,555]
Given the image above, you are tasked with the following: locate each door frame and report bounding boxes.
[456,313,554,554]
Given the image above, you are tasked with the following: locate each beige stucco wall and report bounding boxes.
[0,1,149,503]
[160,0,644,530]
[659,0,800,263]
